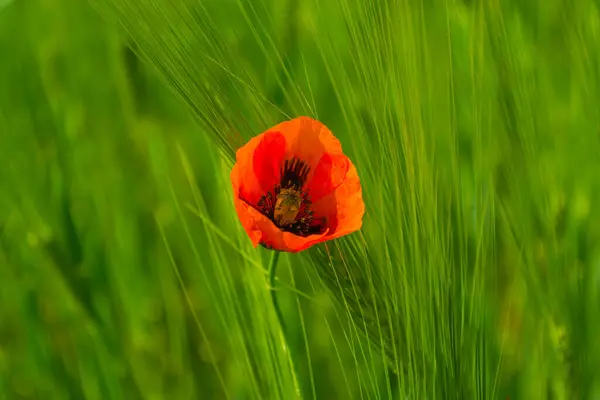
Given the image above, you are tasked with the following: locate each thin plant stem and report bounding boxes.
[267,251,302,399]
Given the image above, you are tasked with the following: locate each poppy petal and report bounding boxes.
[252,131,286,193]
[231,134,265,206]
[311,158,364,239]
[306,153,349,203]
[268,116,343,171]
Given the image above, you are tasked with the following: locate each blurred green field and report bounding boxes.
[1,0,600,398]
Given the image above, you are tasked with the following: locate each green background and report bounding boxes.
[1,0,600,398]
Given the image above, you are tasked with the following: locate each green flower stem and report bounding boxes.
[267,251,302,398]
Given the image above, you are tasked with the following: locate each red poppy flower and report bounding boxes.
[230,116,364,252]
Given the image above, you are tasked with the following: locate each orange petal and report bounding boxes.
[268,116,343,170]
[311,157,364,240]
[252,131,286,193]
[305,153,350,203]
[231,132,268,206]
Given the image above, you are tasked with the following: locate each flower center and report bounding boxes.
[256,158,325,236]
[274,188,303,227]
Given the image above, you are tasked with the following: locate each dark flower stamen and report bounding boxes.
[256,157,325,236]
[280,158,310,190]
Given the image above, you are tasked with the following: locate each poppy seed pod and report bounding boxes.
[230,116,364,252]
